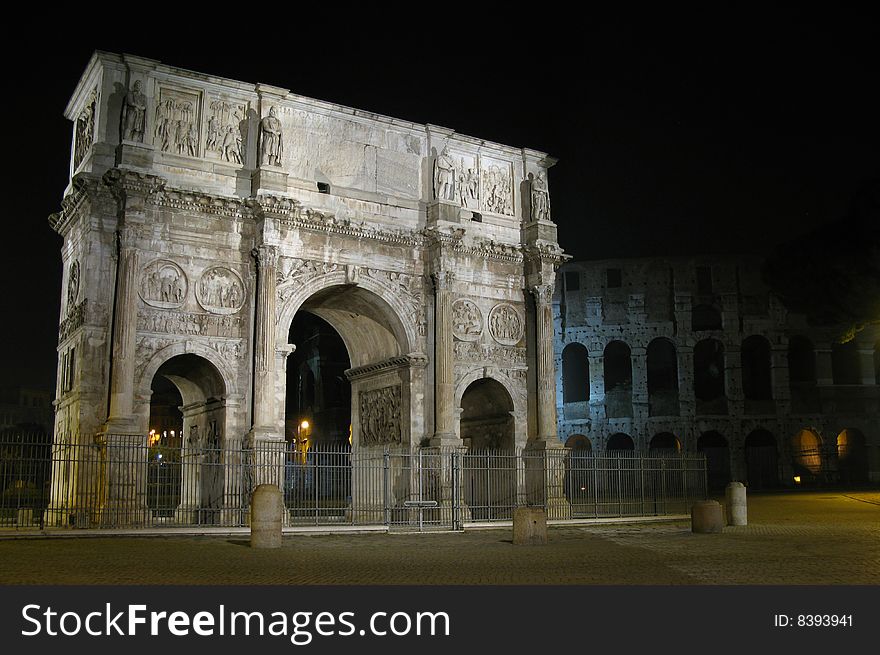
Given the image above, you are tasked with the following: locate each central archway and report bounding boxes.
[281,283,416,449]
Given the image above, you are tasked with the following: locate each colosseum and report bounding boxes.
[554,254,880,491]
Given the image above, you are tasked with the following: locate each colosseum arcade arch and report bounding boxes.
[278,282,418,450]
[697,430,731,492]
[837,428,869,484]
[744,429,779,489]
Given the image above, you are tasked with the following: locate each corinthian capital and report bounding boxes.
[252,244,279,270]
[531,284,554,305]
[431,270,456,292]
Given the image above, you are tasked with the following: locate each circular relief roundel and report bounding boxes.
[196,266,245,315]
[488,303,523,346]
[452,298,483,341]
[139,259,187,309]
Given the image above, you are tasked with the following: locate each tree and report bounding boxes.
[763,180,880,343]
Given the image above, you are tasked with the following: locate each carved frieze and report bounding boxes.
[137,309,243,337]
[73,89,97,170]
[488,303,523,345]
[140,260,187,309]
[207,339,244,362]
[277,257,340,287]
[154,87,201,156]
[66,260,80,312]
[360,268,427,337]
[359,385,402,446]
[59,299,87,344]
[453,341,526,367]
[134,336,175,383]
[452,299,482,341]
[197,267,245,314]
[480,157,514,216]
[206,98,247,164]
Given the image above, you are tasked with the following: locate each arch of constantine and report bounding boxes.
[48,52,571,527]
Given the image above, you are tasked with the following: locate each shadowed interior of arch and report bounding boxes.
[285,285,410,448]
[460,378,514,450]
[294,285,407,368]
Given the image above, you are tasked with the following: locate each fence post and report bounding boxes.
[383,449,390,526]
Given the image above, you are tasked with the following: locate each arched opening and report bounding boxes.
[649,432,681,453]
[564,434,593,514]
[607,432,634,452]
[647,338,679,416]
[461,378,515,520]
[562,343,590,420]
[460,378,515,450]
[742,335,773,413]
[836,428,868,485]
[697,431,730,492]
[604,341,632,418]
[791,429,823,483]
[831,341,860,385]
[744,429,778,489]
[285,284,409,449]
[147,354,226,523]
[788,336,819,412]
[692,304,722,331]
[565,434,592,451]
[282,284,410,522]
[286,312,351,447]
[694,339,726,414]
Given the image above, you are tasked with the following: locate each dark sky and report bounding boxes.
[2,13,877,390]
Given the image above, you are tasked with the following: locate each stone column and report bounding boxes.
[106,226,140,433]
[630,346,648,420]
[533,284,558,441]
[588,354,605,420]
[431,271,457,445]
[251,245,280,439]
[525,284,569,519]
[857,346,876,386]
[677,346,696,418]
[771,345,791,410]
[724,346,743,415]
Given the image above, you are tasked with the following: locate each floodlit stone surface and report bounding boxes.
[49,52,565,527]
[725,482,747,526]
[691,500,724,534]
[513,507,548,545]
[250,484,283,548]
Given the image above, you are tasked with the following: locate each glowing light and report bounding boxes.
[793,476,801,484]
[300,420,310,430]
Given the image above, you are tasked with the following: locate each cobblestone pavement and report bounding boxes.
[1,491,877,585]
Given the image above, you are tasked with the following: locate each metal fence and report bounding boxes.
[0,435,708,531]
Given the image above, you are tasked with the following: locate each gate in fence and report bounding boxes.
[0,435,708,531]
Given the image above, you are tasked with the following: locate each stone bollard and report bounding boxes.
[725,481,748,526]
[691,500,724,534]
[250,484,283,549]
[513,506,548,545]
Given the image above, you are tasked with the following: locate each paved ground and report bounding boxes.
[1,491,877,585]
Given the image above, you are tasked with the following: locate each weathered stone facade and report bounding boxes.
[51,52,564,465]
[555,256,880,486]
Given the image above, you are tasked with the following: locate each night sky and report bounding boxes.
[2,13,877,391]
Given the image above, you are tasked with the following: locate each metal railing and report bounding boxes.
[0,435,708,531]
